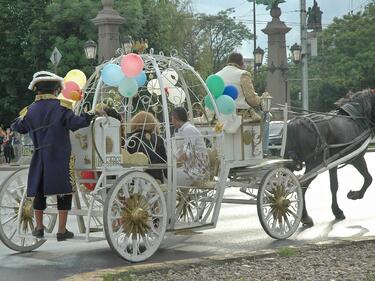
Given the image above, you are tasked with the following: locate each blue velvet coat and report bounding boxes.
[11,94,94,197]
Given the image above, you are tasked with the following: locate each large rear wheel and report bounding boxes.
[104,171,167,262]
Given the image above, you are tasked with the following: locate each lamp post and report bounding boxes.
[121,36,133,55]
[253,46,265,72]
[290,43,302,64]
[84,40,98,61]
[252,43,301,106]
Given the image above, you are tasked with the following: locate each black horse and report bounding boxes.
[284,89,375,226]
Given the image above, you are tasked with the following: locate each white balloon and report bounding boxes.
[167,86,186,105]
[162,68,179,85]
[147,78,173,95]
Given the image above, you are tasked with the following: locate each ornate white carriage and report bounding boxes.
[0,51,303,262]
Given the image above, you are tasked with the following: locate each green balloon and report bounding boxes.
[216,95,235,115]
[206,74,225,98]
[204,95,215,111]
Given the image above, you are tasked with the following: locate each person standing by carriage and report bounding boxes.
[11,71,101,241]
[2,128,14,164]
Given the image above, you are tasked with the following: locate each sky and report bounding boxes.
[191,0,369,58]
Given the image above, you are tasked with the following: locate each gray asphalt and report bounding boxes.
[1,154,375,281]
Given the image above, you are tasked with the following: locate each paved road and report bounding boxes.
[1,154,375,281]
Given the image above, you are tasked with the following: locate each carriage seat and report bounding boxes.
[121,148,149,167]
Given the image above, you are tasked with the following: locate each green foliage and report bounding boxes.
[248,0,286,10]
[103,274,114,281]
[277,247,297,257]
[192,9,252,75]
[0,0,251,124]
[307,2,375,111]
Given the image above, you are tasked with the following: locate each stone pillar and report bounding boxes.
[262,7,291,107]
[92,0,125,63]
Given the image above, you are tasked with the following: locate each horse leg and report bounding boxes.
[329,167,345,220]
[300,177,315,227]
[347,155,372,200]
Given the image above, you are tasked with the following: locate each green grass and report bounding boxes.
[277,247,297,257]
[103,274,114,281]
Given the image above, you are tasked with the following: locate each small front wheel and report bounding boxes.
[104,171,167,262]
[0,168,57,252]
[257,167,303,239]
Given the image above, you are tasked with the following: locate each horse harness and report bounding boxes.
[299,107,372,166]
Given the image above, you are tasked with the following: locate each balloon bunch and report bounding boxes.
[62,70,87,101]
[101,53,146,98]
[204,74,238,115]
[147,68,186,105]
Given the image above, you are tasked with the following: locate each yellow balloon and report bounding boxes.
[64,69,87,89]
[57,93,78,108]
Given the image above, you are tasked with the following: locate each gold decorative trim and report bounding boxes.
[34,94,57,101]
[69,154,77,192]
[60,99,73,110]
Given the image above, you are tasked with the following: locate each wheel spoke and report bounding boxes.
[148,194,160,205]
[8,228,17,240]
[132,236,138,256]
[0,205,18,210]
[141,234,151,250]
[283,214,292,231]
[133,179,140,194]
[2,214,18,226]
[121,184,130,199]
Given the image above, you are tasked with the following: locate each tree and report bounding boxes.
[0,0,52,126]
[248,0,286,10]
[186,9,252,76]
[306,2,375,111]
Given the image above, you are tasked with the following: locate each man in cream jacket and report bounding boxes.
[216,52,261,118]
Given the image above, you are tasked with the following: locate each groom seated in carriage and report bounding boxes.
[171,107,209,186]
[216,52,262,122]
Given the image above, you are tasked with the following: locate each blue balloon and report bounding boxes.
[118,77,138,98]
[204,95,215,111]
[223,85,239,100]
[101,64,125,87]
[216,95,235,115]
[135,71,147,87]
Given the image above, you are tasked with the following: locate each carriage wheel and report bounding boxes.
[104,171,167,262]
[0,168,57,252]
[257,167,303,239]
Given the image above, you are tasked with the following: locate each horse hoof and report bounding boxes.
[301,216,314,227]
[347,190,364,200]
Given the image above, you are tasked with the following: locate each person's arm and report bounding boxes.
[60,100,101,132]
[62,109,96,132]
[11,106,30,134]
[240,72,261,107]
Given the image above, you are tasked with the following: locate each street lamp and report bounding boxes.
[121,35,133,55]
[253,43,302,71]
[84,40,97,60]
[260,92,273,112]
[253,46,265,70]
[290,43,302,64]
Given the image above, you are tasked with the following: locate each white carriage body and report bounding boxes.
[0,52,306,263]
[70,117,122,169]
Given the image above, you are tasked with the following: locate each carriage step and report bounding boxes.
[44,207,103,217]
[89,227,103,233]
[18,233,106,242]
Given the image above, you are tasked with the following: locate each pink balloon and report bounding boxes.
[120,53,144,78]
[62,81,81,100]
